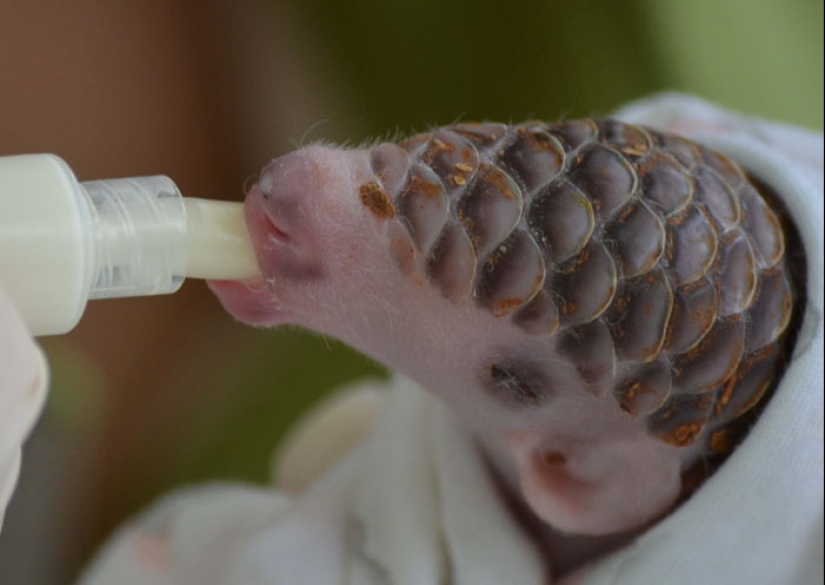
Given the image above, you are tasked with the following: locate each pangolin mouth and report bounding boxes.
[207,278,293,326]
[206,186,295,326]
[262,210,292,245]
[244,185,292,253]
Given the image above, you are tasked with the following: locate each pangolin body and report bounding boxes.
[362,118,804,470]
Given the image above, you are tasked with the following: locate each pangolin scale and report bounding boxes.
[365,118,804,474]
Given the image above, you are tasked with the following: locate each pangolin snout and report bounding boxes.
[246,151,328,282]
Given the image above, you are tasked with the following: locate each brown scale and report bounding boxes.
[369,118,806,483]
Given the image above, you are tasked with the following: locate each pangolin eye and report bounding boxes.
[486,359,551,407]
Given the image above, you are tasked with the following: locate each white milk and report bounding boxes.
[182,197,259,280]
[0,154,258,336]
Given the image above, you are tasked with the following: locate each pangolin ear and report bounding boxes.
[504,431,684,536]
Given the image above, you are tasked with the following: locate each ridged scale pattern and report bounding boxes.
[366,119,799,454]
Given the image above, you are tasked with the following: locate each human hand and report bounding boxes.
[0,284,49,530]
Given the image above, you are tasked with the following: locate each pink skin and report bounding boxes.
[208,145,692,574]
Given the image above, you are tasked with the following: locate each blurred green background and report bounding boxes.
[0,0,821,582]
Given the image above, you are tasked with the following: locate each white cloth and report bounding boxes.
[2,94,821,584]
[79,376,549,585]
[0,284,49,532]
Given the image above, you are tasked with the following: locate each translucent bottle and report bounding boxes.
[0,154,259,336]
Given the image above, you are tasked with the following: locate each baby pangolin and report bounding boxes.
[209,118,805,539]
